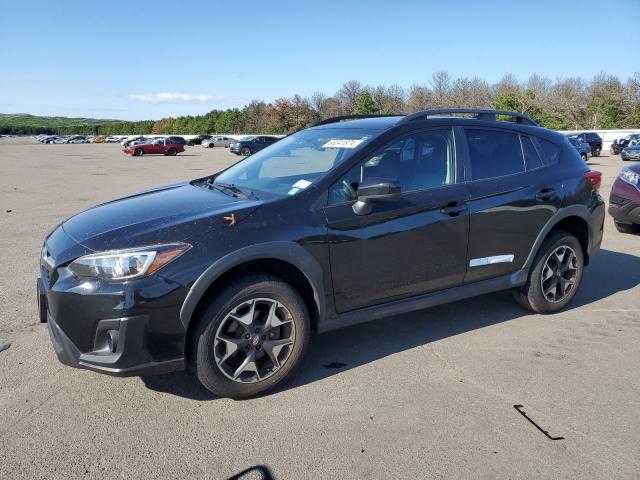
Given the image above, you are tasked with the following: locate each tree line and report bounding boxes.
[2,71,639,135]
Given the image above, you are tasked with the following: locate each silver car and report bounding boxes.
[202,135,235,148]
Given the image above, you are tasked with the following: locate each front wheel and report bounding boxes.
[134,148,143,156]
[581,153,588,163]
[209,143,215,148]
[512,232,584,314]
[241,146,251,156]
[614,220,639,234]
[594,146,601,157]
[190,275,310,399]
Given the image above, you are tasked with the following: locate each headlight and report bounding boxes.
[620,168,640,189]
[68,243,190,280]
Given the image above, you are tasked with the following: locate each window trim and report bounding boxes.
[326,127,458,207]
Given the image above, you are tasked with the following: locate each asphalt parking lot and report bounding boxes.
[0,137,639,479]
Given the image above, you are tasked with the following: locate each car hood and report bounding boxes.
[61,181,262,251]
[623,145,640,152]
[626,162,640,173]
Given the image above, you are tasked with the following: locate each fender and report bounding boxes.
[517,203,596,280]
[179,241,325,329]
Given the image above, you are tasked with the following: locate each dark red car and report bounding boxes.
[124,138,185,156]
[609,162,640,233]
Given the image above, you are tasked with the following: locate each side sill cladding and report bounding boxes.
[179,242,325,329]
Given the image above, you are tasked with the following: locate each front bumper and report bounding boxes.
[621,151,640,161]
[38,227,188,377]
[609,178,640,225]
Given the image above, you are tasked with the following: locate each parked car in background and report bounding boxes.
[104,136,120,143]
[122,136,148,147]
[91,136,107,143]
[67,136,87,144]
[230,135,279,155]
[124,137,185,156]
[202,135,236,148]
[571,132,602,157]
[621,144,640,162]
[611,133,640,154]
[165,136,187,146]
[609,163,640,233]
[38,109,604,398]
[187,135,214,146]
[567,136,591,162]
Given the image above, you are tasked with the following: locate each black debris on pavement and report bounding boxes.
[323,361,346,369]
[0,341,11,353]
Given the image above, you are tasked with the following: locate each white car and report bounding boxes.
[202,136,236,148]
[67,136,87,144]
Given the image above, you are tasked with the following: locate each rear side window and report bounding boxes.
[520,136,542,169]
[465,129,524,180]
[537,138,561,164]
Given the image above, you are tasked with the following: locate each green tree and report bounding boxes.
[353,91,377,115]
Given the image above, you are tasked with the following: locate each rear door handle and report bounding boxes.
[440,201,468,217]
[535,188,556,202]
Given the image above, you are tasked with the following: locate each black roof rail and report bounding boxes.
[398,109,539,127]
[312,114,402,127]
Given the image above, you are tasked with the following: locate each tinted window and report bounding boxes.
[537,138,561,164]
[465,129,524,180]
[329,130,454,204]
[521,136,542,169]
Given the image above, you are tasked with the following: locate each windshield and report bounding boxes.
[214,128,377,196]
[239,136,256,141]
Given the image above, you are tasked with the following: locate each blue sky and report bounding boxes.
[1,0,638,120]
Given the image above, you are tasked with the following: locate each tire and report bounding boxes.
[241,146,251,156]
[134,148,143,156]
[190,274,311,399]
[512,231,584,314]
[614,220,639,234]
[594,146,601,157]
[168,147,177,156]
[581,153,588,163]
[209,143,214,148]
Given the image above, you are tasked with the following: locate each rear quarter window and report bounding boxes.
[537,138,561,165]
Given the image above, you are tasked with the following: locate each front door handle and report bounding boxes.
[535,188,556,202]
[440,201,468,217]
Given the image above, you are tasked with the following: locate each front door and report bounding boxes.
[325,128,470,313]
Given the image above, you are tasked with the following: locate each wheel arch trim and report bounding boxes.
[179,241,325,330]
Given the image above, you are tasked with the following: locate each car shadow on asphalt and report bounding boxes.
[140,248,640,400]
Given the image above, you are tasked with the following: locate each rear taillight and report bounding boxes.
[584,170,602,192]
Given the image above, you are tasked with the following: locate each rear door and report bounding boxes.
[325,128,470,313]
[461,128,562,283]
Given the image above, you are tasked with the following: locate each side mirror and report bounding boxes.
[352,177,401,215]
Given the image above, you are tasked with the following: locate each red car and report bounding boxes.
[609,162,640,233]
[124,138,185,156]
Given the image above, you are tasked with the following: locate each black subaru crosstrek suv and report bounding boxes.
[38,109,605,399]
[572,132,603,157]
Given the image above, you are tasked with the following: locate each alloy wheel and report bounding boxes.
[540,245,578,303]
[213,298,296,383]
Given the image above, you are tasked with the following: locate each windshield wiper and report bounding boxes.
[209,181,257,199]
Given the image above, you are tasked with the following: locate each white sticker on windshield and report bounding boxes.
[292,179,312,189]
[322,138,365,149]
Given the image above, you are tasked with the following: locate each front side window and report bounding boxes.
[213,128,378,196]
[329,130,455,204]
[466,129,524,180]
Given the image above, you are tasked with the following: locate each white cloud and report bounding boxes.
[128,93,222,103]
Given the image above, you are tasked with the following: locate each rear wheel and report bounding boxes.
[512,232,584,314]
[134,148,143,156]
[594,146,601,157]
[168,147,177,156]
[190,274,310,399]
[241,146,251,156]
